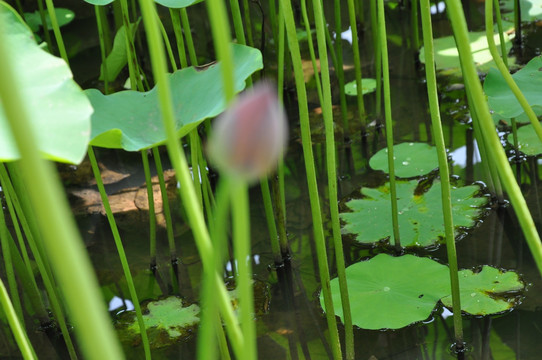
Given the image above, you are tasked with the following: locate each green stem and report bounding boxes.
[493,0,508,69]
[261,178,281,262]
[280,1,342,358]
[152,147,177,260]
[300,0,323,104]
[312,0,353,358]
[333,0,349,131]
[87,147,151,360]
[371,0,382,118]
[43,0,69,64]
[119,0,143,91]
[0,196,23,325]
[377,0,400,249]
[141,150,158,267]
[231,180,257,360]
[242,0,254,47]
[36,0,54,53]
[169,9,188,68]
[445,0,542,276]
[485,0,542,142]
[0,26,124,359]
[95,5,110,94]
[180,8,198,66]
[347,0,366,121]
[137,0,244,355]
[420,0,464,346]
[0,278,37,360]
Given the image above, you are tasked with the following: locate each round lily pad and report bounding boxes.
[344,78,377,96]
[115,296,200,348]
[323,254,526,330]
[369,142,439,178]
[323,253,450,330]
[507,124,542,156]
[441,266,525,315]
[341,180,489,248]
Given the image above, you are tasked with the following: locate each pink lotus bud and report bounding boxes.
[207,82,288,183]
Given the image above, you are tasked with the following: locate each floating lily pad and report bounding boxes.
[369,142,439,178]
[441,266,525,315]
[507,123,542,156]
[116,296,199,348]
[323,254,525,330]
[24,8,74,32]
[99,20,141,82]
[492,106,542,126]
[341,180,488,248]
[0,3,92,164]
[87,44,262,151]
[419,31,513,73]
[344,78,377,96]
[83,0,114,5]
[502,0,542,22]
[485,56,542,119]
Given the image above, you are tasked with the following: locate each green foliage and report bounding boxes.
[508,123,542,155]
[323,254,525,330]
[83,0,114,5]
[341,180,488,248]
[485,56,542,119]
[99,20,141,82]
[501,0,542,22]
[344,78,376,96]
[369,142,439,178]
[441,266,524,315]
[0,3,92,164]
[88,44,263,151]
[419,31,513,72]
[24,8,74,32]
[116,296,200,348]
[155,0,204,8]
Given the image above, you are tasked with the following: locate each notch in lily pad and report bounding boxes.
[340,179,489,248]
[369,142,439,178]
[322,253,525,330]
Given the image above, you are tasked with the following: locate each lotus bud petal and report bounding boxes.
[207,82,288,183]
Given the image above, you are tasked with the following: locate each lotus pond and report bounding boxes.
[1,0,542,359]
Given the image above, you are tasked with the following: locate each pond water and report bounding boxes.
[3,0,542,359]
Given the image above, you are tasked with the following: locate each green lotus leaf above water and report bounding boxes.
[441,266,525,316]
[24,8,74,32]
[344,78,377,96]
[87,43,262,151]
[485,56,542,119]
[507,123,542,156]
[419,31,513,73]
[369,142,439,178]
[502,0,542,22]
[116,296,200,348]
[323,254,525,330]
[99,19,141,82]
[0,2,92,164]
[155,0,204,8]
[341,180,489,248]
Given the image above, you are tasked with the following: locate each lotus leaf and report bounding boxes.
[507,124,542,156]
[344,78,377,96]
[99,20,141,82]
[441,266,525,315]
[369,142,439,178]
[24,8,74,32]
[83,0,114,5]
[492,106,542,126]
[419,31,513,72]
[116,296,199,348]
[0,2,92,164]
[502,0,542,22]
[341,180,488,248]
[87,43,262,151]
[485,56,542,119]
[323,254,525,330]
[155,0,204,8]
